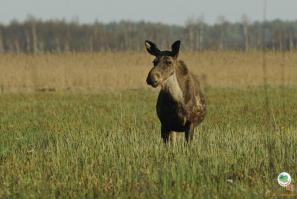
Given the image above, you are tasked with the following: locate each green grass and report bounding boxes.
[1,87,297,198]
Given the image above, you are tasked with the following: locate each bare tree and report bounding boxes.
[25,29,31,53]
[31,22,38,54]
[185,15,205,51]
[55,38,61,53]
[185,17,195,50]
[288,31,294,51]
[217,15,227,50]
[0,29,4,53]
[14,40,20,53]
[241,14,250,52]
[26,16,39,54]
[197,16,205,51]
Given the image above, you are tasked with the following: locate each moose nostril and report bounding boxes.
[147,72,161,86]
[151,79,158,85]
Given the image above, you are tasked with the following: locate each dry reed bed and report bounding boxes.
[0,51,297,92]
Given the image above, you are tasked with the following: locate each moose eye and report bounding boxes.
[153,60,158,66]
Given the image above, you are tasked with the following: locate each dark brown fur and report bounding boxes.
[145,40,206,143]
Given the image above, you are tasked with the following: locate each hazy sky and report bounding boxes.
[0,0,296,25]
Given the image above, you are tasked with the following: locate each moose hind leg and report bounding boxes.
[185,123,195,143]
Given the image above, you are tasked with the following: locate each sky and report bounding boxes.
[0,0,296,25]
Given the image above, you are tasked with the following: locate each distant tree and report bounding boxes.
[0,28,4,53]
[241,14,250,51]
[184,16,205,51]
[24,16,39,54]
[0,17,296,53]
[217,15,228,50]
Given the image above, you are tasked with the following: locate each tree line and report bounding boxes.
[0,16,297,53]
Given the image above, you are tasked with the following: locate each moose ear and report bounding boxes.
[145,40,160,56]
[171,40,181,58]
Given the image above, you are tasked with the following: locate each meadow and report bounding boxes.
[1,51,297,198]
[1,51,297,92]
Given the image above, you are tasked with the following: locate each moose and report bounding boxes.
[145,40,206,144]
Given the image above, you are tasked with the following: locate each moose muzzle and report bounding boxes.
[146,71,161,88]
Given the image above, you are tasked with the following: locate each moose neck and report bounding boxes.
[162,70,184,103]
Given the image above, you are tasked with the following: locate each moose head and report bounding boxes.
[145,40,181,88]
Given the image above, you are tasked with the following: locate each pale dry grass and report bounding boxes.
[0,51,297,92]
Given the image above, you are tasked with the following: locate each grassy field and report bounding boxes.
[1,51,297,92]
[1,51,297,198]
[1,87,297,198]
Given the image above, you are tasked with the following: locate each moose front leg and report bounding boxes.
[185,122,195,143]
[161,125,169,143]
[169,132,176,145]
[161,126,176,145]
